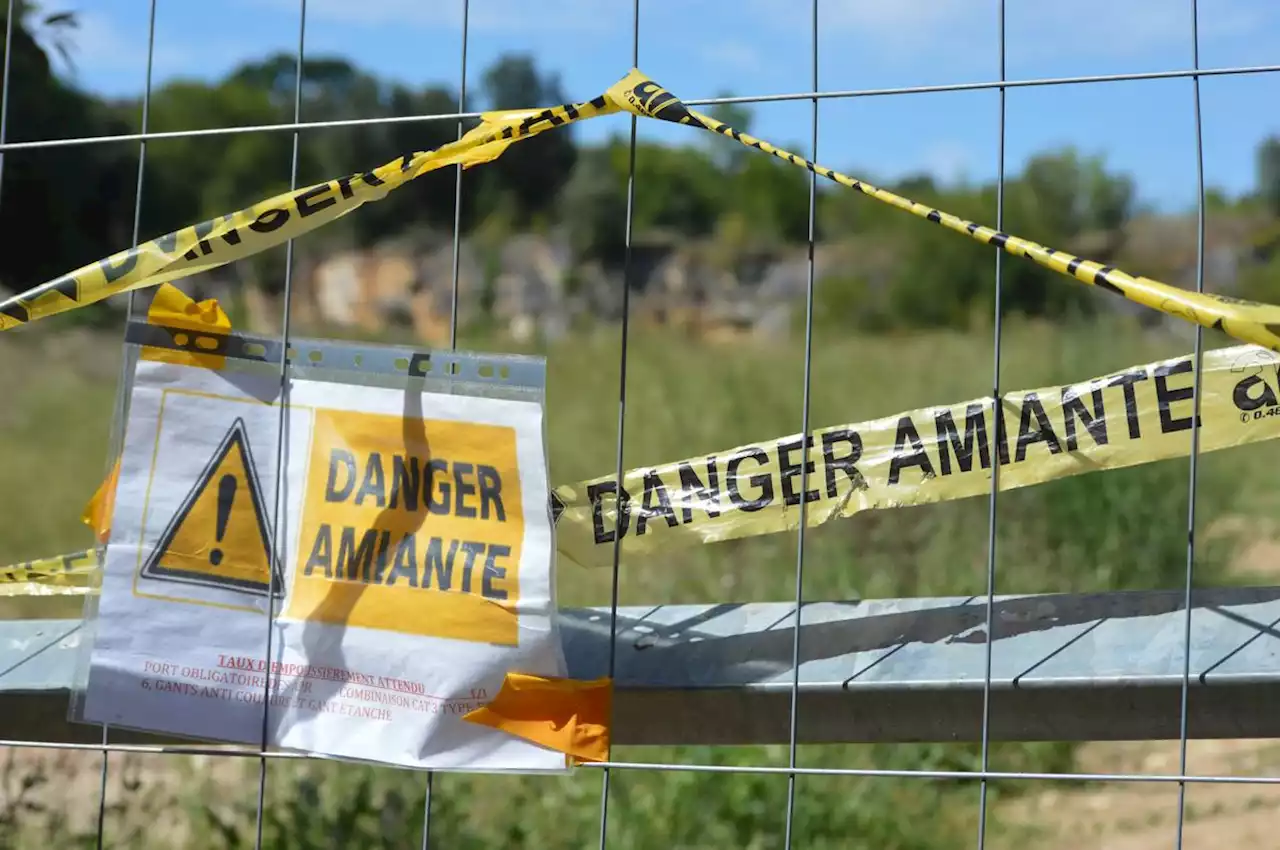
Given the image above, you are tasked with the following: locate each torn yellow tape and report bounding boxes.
[11,349,1280,584]
[8,69,1280,579]
[6,69,1280,351]
[84,283,237,544]
[65,340,1280,575]
[83,461,118,544]
[551,344,1280,568]
[0,94,620,331]
[602,71,1280,354]
[0,548,97,592]
[139,281,233,369]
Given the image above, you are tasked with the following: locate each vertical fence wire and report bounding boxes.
[0,0,14,197]
[448,0,470,355]
[781,0,821,846]
[94,2,160,846]
[4,4,1280,849]
[254,2,309,848]
[598,0,643,846]
[421,2,473,844]
[975,1,1008,848]
[1174,1,1209,847]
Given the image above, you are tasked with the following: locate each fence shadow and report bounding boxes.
[557,585,1280,687]
[269,382,430,735]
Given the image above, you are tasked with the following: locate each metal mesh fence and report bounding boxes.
[2,0,1280,847]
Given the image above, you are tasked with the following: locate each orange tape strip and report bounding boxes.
[82,283,232,542]
[462,673,613,764]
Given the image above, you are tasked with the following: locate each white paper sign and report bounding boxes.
[81,358,567,772]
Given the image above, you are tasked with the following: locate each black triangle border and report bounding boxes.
[138,416,283,597]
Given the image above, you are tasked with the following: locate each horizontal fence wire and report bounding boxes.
[0,736,1277,785]
[1,64,1280,152]
[0,0,1279,847]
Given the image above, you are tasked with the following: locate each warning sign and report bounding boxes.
[284,408,523,645]
[139,417,280,596]
[82,355,565,773]
[122,383,297,614]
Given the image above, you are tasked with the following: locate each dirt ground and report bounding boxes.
[992,738,1280,850]
[991,521,1280,850]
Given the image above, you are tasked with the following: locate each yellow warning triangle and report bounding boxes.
[140,418,279,596]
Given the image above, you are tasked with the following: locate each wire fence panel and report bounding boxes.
[1,0,1280,847]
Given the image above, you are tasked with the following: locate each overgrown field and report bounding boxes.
[0,314,1276,849]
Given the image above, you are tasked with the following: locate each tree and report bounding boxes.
[559,144,628,263]
[1000,150,1133,320]
[622,140,723,239]
[0,3,137,314]
[140,80,295,228]
[209,54,468,248]
[705,93,754,174]
[476,54,577,226]
[357,84,470,241]
[1259,136,1280,218]
[882,187,997,328]
[14,1,78,74]
[720,151,810,249]
[228,53,364,108]
[1017,148,1133,239]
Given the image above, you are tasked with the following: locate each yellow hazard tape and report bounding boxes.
[0,94,621,330]
[4,71,1280,582]
[3,69,1278,348]
[25,342,1280,580]
[600,72,1280,353]
[551,343,1280,568]
[0,548,97,594]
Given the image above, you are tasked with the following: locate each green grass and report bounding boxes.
[1,314,1276,848]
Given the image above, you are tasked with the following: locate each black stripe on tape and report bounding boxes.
[0,302,29,322]
[1094,266,1124,295]
[51,276,79,301]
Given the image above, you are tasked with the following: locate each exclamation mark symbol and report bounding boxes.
[210,474,236,567]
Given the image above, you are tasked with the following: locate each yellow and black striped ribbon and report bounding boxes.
[5,66,1277,348]
[603,70,1280,353]
[0,547,97,588]
[0,95,620,332]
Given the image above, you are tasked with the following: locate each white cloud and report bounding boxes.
[52,11,139,74]
[823,0,971,45]
[65,11,232,89]
[242,0,621,34]
[1002,0,1266,60]
[701,41,762,72]
[919,140,973,184]
[799,0,1273,66]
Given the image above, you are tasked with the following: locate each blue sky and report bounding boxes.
[50,0,1280,212]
